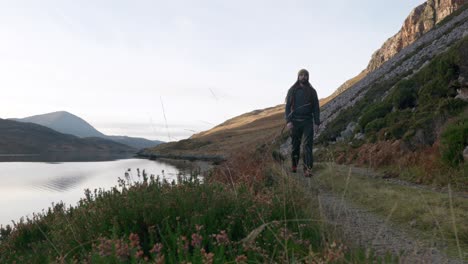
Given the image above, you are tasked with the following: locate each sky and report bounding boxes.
[0,0,426,141]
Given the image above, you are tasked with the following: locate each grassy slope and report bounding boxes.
[140,105,286,158]
[140,99,331,160]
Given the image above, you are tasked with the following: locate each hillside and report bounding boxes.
[14,111,163,149]
[142,2,468,186]
[322,0,467,104]
[138,105,286,160]
[0,118,135,157]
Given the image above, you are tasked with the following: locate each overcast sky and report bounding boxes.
[0,0,425,141]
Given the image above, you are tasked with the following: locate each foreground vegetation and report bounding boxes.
[315,163,468,262]
[1,149,384,263]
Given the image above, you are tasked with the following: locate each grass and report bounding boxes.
[142,105,287,159]
[0,138,409,263]
[315,162,468,262]
[1,145,388,263]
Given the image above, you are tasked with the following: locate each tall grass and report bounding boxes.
[0,157,338,263]
[317,163,468,261]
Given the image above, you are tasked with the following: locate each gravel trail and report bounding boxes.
[292,174,466,264]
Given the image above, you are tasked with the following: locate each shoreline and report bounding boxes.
[136,152,226,176]
[136,152,226,163]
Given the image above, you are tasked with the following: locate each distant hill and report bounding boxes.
[106,135,163,150]
[138,105,286,160]
[13,111,163,149]
[13,111,105,138]
[0,118,135,155]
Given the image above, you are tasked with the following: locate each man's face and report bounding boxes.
[298,73,308,83]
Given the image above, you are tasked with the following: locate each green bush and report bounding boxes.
[437,98,468,117]
[441,118,468,167]
[365,118,386,134]
[386,122,407,140]
[391,79,418,109]
[359,102,393,130]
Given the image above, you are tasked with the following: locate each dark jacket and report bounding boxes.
[285,82,320,125]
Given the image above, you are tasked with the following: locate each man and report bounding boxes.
[285,69,320,177]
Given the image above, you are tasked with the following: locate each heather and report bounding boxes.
[0,152,354,263]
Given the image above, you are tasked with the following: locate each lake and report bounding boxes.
[0,158,182,227]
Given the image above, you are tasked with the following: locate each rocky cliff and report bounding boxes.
[326,1,466,102]
[319,7,468,137]
[367,0,467,73]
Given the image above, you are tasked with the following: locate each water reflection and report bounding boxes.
[0,152,134,162]
[0,159,181,227]
[31,173,89,192]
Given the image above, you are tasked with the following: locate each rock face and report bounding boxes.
[326,1,466,102]
[318,8,468,137]
[437,0,467,23]
[366,0,466,72]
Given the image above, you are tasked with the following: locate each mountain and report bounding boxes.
[322,0,467,104]
[106,135,163,150]
[13,111,163,149]
[14,111,105,138]
[0,118,135,155]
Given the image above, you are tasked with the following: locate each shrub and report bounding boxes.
[365,118,386,134]
[391,79,418,109]
[359,102,393,130]
[437,98,468,117]
[441,118,467,167]
[0,168,324,263]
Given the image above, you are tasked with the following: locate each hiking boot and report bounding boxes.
[304,168,313,178]
[291,166,297,173]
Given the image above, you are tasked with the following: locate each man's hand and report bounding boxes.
[314,123,319,134]
[286,122,293,131]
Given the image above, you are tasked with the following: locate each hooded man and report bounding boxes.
[285,69,320,177]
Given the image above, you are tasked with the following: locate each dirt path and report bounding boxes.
[292,173,466,264]
[331,164,468,199]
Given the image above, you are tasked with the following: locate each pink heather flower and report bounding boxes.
[97,238,113,257]
[215,230,230,245]
[178,236,189,252]
[129,233,140,248]
[235,254,248,263]
[135,250,144,259]
[191,233,203,248]
[201,248,214,264]
[155,255,165,264]
[115,240,130,259]
[150,243,163,254]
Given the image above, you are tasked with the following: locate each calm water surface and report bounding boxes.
[0,158,180,227]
